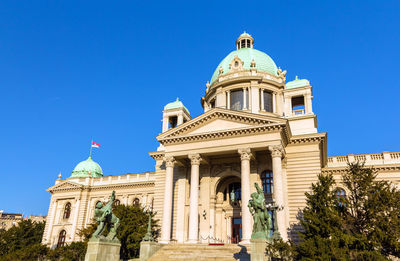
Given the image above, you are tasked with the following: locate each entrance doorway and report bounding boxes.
[231,218,242,243]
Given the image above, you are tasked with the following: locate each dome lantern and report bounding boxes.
[236,32,254,50]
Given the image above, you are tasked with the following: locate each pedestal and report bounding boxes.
[139,241,162,261]
[84,238,121,261]
[250,238,269,261]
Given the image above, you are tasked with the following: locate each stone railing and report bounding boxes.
[70,172,155,186]
[326,152,400,167]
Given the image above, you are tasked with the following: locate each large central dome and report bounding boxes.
[210,33,278,84]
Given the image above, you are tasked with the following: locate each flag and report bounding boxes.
[92,141,100,148]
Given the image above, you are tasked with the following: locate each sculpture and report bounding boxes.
[248,183,272,240]
[91,191,120,242]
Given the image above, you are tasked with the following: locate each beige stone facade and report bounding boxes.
[0,211,46,230]
[42,33,400,248]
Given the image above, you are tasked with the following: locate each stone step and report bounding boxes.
[147,243,250,261]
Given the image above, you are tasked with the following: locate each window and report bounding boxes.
[63,202,71,219]
[292,96,305,115]
[336,188,346,206]
[263,91,273,112]
[133,198,140,206]
[113,199,120,208]
[261,170,273,194]
[169,116,177,128]
[210,99,215,108]
[57,230,66,248]
[230,89,249,111]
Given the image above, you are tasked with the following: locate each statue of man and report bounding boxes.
[248,183,272,239]
[92,191,120,241]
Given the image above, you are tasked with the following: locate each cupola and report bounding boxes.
[70,156,103,178]
[236,32,254,49]
[162,98,191,132]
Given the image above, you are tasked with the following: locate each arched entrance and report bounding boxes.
[215,176,242,243]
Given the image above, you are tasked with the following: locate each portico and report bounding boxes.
[153,108,290,244]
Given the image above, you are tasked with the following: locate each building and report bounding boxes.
[0,210,46,230]
[42,33,400,248]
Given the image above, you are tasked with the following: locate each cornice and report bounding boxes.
[47,181,154,193]
[89,181,154,191]
[322,164,400,174]
[149,152,165,160]
[289,133,327,145]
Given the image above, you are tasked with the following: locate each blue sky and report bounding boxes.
[0,1,399,215]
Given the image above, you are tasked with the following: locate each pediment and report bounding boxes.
[47,180,84,192]
[157,108,287,141]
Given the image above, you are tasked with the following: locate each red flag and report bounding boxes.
[91,141,100,148]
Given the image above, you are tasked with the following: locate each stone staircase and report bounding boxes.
[147,243,250,261]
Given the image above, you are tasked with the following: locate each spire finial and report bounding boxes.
[58,172,62,179]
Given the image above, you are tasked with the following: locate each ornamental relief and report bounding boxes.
[229,55,244,72]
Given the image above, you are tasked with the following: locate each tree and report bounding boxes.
[294,173,352,260]
[341,162,400,259]
[0,219,45,257]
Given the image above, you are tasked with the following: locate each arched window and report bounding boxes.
[63,202,71,219]
[261,170,273,194]
[336,188,346,206]
[113,199,120,208]
[133,198,140,206]
[57,230,66,248]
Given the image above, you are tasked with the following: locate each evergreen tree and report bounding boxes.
[295,173,351,260]
[342,162,400,259]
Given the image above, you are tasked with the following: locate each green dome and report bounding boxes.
[70,157,103,178]
[210,48,278,84]
[286,76,310,89]
[164,98,190,114]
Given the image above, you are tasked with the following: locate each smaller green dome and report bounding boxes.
[164,98,190,114]
[70,157,103,178]
[286,76,310,89]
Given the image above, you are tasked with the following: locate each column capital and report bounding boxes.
[163,156,176,167]
[188,153,202,165]
[238,148,253,161]
[269,145,284,158]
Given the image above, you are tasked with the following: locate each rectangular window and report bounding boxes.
[230,90,243,110]
[263,91,273,112]
[292,96,305,115]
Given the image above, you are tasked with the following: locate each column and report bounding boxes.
[177,113,184,125]
[188,154,201,243]
[162,117,168,132]
[159,156,175,243]
[238,148,252,243]
[260,89,265,111]
[243,87,247,110]
[227,91,231,109]
[70,197,81,241]
[273,92,277,113]
[269,145,287,240]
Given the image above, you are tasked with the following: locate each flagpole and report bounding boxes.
[89,139,93,158]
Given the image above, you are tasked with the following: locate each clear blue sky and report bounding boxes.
[0,1,399,216]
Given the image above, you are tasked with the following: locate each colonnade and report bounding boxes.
[159,145,286,244]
